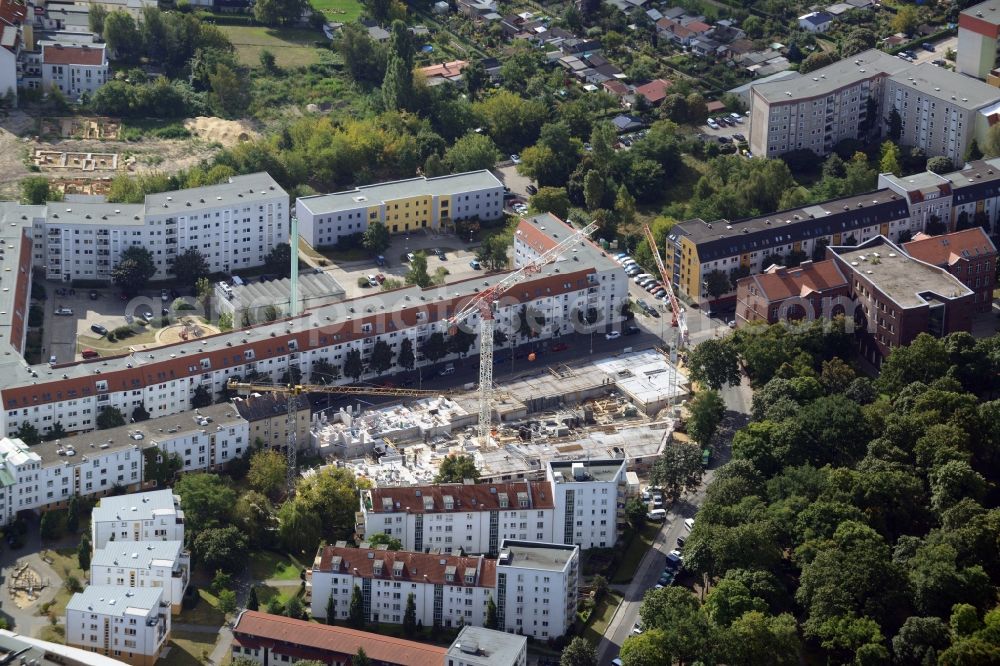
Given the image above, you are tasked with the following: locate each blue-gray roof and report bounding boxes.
[66,586,163,617]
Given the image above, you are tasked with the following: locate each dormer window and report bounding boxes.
[499,495,509,508]
[443,495,454,510]
[373,560,383,576]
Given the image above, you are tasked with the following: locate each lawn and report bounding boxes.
[176,589,227,628]
[77,326,159,355]
[37,625,65,644]
[310,0,363,22]
[581,591,623,645]
[611,523,661,584]
[160,630,219,666]
[37,547,87,619]
[219,26,325,68]
[248,551,306,582]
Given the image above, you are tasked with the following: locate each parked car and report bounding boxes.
[633,273,651,284]
[435,249,446,260]
[89,290,99,300]
[510,154,521,164]
[605,330,621,340]
[706,119,719,130]
[526,184,538,195]
[54,307,73,316]
[406,252,416,262]
[648,509,667,522]
[625,324,641,336]
[439,363,456,376]
[49,355,57,365]
[676,536,686,549]
[375,273,386,283]
[367,275,378,287]
[161,289,169,302]
[91,324,108,336]
[732,133,746,142]
[550,342,568,352]
[469,259,482,270]
[81,349,99,359]
[684,518,695,531]
[922,42,935,51]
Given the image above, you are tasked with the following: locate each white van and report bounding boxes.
[683,518,695,532]
[647,509,667,521]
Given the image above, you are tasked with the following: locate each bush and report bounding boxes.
[28,305,43,328]
[357,277,371,288]
[112,325,134,339]
[65,576,83,593]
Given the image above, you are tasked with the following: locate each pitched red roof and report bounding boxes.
[749,260,847,301]
[705,100,726,113]
[367,480,554,514]
[316,546,497,588]
[0,0,26,27]
[42,43,105,66]
[417,59,468,79]
[634,78,671,104]
[603,80,629,95]
[232,611,446,666]
[686,20,711,32]
[903,228,997,267]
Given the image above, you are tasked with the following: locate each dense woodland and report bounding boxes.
[622,326,1000,665]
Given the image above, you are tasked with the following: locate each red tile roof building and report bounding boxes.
[735,260,850,325]
[634,78,671,105]
[903,228,997,312]
[231,611,447,666]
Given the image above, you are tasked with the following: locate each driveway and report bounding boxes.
[493,165,534,198]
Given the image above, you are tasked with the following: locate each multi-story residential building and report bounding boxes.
[231,611,449,666]
[0,0,28,101]
[39,41,107,99]
[90,541,189,614]
[28,173,288,282]
[735,260,850,326]
[0,627,136,666]
[546,460,626,550]
[1,211,625,440]
[64,586,170,666]
[359,481,556,554]
[943,157,1000,235]
[903,228,998,312]
[309,540,577,640]
[958,0,1000,79]
[828,236,975,364]
[310,545,497,630]
[493,540,578,639]
[90,490,185,550]
[665,190,912,304]
[876,170,954,232]
[748,48,1000,161]
[884,64,1000,163]
[447,626,527,666]
[295,171,504,248]
[748,49,908,159]
[232,393,311,453]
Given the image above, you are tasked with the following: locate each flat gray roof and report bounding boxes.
[548,459,624,482]
[227,271,345,307]
[91,541,185,569]
[727,69,801,95]
[66,586,163,616]
[880,170,950,194]
[961,0,1000,24]
[889,63,1000,110]
[447,626,526,663]
[498,539,576,571]
[45,202,145,226]
[752,49,909,103]
[830,237,973,308]
[297,170,503,216]
[92,489,179,523]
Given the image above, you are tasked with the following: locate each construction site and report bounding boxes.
[308,348,688,488]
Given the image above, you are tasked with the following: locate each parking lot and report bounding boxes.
[699,112,748,146]
[320,231,486,300]
[905,34,957,67]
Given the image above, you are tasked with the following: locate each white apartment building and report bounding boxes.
[359,481,556,555]
[957,0,1000,79]
[546,460,626,550]
[310,541,578,641]
[447,626,527,666]
[90,490,184,550]
[877,170,954,231]
[31,173,288,282]
[295,171,505,247]
[310,546,496,631]
[90,541,190,614]
[494,540,578,640]
[65,586,169,666]
[39,42,107,99]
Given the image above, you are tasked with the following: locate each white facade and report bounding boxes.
[546,460,626,550]
[90,541,190,613]
[447,625,527,666]
[90,490,185,550]
[0,47,14,100]
[295,171,505,247]
[65,586,169,666]
[360,481,556,555]
[494,540,578,640]
[40,42,108,99]
[32,174,288,282]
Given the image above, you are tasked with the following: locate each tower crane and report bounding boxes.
[447,220,598,447]
[643,222,688,346]
[226,380,455,494]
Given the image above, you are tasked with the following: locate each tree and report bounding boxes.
[131,404,151,422]
[892,616,951,665]
[21,176,59,205]
[352,648,371,666]
[529,187,570,219]
[966,138,984,162]
[444,133,502,172]
[435,454,479,483]
[402,593,417,636]
[103,11,140,60]
[583,170,606,211]
[886,107,902,143]
[382,21,414,111]
[406,252,431,288]
[247,586,260,612]
[477,233,510,271]
[343,348,364,381]
[111,246,156,294]
[233,490,274,548]
[285,595,304,619]
[361,221,390,255]
[650,443,704,503]
[892,4,920,34]
[253,0,305,25]
[687,390,725,446]
[293,466,367,542]
[926,156,954,174]
[704,579,767,627]
[89,3,108,34]
[800,51,838,74]
[349,585,365,628]
[15,422,40,445]
[704,269,732,300]
[398,338,415,370]
[278,499,322,554]
[77,533,91,570]
[193,526,249,573]
[325,594,335,624]
[879,141,902,175]
[66,495,81,534]
[370,340,394,375]
[174,473,237,533]
[265,243,293,279]
[485,595,498,629]
[448,328,476,357]
[248,449,287,500]
[472,90,547,154]
[687,339,741,390]
[985,124,1000,158]
[615,184,636,229]
[259,49,277,73]
[96,407,126,430]
[421,332,449,363]
[170,248,210,286]
[366,533,402,550]
[40,511,64,540]
[191,385,212,409]
[560,637,597,666]
[626,497,646,527]
[723,612,801,666]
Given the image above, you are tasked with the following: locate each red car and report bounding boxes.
[550,342,568,352]
[375,273,386,283]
